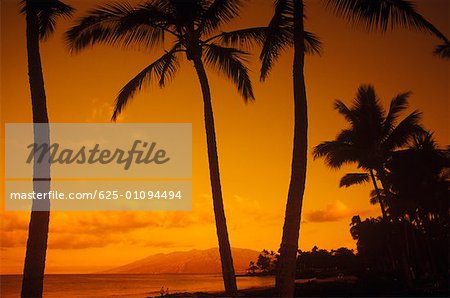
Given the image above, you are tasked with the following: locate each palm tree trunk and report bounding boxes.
[368,169,398,274]
[192,57,238,297]
[21,2,51,297]
[275,0,307,296]
[369,169,387,219]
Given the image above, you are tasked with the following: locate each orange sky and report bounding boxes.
[1,0,448,274]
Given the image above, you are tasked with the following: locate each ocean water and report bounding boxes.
[1,274,275,297]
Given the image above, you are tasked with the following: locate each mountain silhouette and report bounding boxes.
[104,248,260,274]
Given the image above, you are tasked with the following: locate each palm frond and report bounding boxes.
[198,0,244,34]
[383,110,424,151]
[213,26,323,55]
[369,189,380,204]
[354,84,381,112]
[259,0,322,80]
[166,0,207,28]
[433,42,450,59]
[259,26,292,80]
[369,188,388,205]
[334,99,356,124]
[204,43,254,101]
[260,0,292,81]
[325,0,448,40]
[21,0,74,40]
[340,173,370,187]
[383,91,411,134]
[336,129,356,143]
[304,31,322,55]
[313,141,360,169]
[210,27,268,49]
[409,130,437,150]
[353,84,385,132]
[112,45,181,121]
[66,1,168,53]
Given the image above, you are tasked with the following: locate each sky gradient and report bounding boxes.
[1,0,448,274]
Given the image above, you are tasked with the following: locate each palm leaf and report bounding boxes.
[369,189,386,205]
[259,0,322,80]
[433,42,450,59]
[204,44,254,101]
[112,46,181,121]
[166,0,208,28]
[334,99,356,124]
[353,85,385,133]
[260,0,293,81]
[304,31,322,55]
[313,141,360,169]
[198,0,244,34]
[325,0,448,40]
[210,27,268,49]
[340,173,370,187]
[383,110,424,151]
[409,130,437,150]
[66,1,168,53]
[383,91,411,134]
[336,129,356,143]
[211,26,323,53]
[21,0,74,40]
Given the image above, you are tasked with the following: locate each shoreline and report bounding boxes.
[151,275,448,298]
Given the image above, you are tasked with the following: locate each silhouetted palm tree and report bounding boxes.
[313,85,424,218]
[258,0,446,295]
[66,1,264,295]
[20,0,73,297]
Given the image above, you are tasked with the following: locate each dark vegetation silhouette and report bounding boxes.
[314,86,449,294]
[20,1,74,297]
[64,0,271,295]
[247,247,358,279]
[257,0,448,295]
[246,249,279,275]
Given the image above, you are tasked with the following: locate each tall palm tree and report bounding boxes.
[20,0,73,297]
[313,85,424,218]
[65,1,266,295]
[259,0,447,295]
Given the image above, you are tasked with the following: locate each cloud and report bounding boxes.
[0,191,280,250]
[0,196,216,250]
[87,98,125,122]
[305,200,358,223]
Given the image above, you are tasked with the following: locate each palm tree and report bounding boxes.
[313,85,427,288]
[258,1,446,295]
[313,84,424,218]
[20,0,74,297]
[65,1,267,295]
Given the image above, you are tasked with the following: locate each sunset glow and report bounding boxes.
[1,0,448,278]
